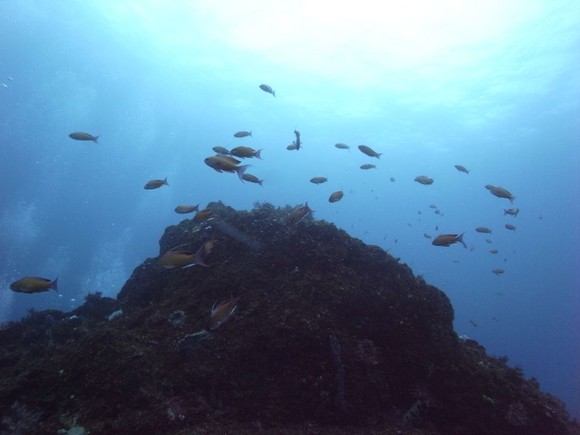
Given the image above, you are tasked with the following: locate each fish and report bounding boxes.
[504,208,520,217]
[10,276,58,293]
[230,146,262,159]
[390,177,396,182]
[293,130,301,150]
[194,209,213,221]
[360,164,376,170]
[485,185,515,202]
[69,132,99,143]
[489,249,499,254]
[212,146,231,155]
[233,131,252,138]
[287,202,312,225]
[204,156,251,181]
[201,239,216,257]
[454,164,470,174]
[358,145,381,158]
[469,320,478,327]
[423,233,432,239]
[432,233,466,248]
[492,268,505,275]
[310,177,328,184]
[485,238,493,244]
[415,176,433,185]
[157,245,208,269]
[475,227,492,234]
[242,173,263,186]
[144,178,168,190]
[429,204,438,209]
[210,294,240,330]
[505,224,516,231]
[174,204,199,214]
[335,143,349,150]
[329,191,344,203]
[259,84,275,97]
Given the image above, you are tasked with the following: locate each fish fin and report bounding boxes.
[272,90,276,97]
[236,164,252,182]
[92,136,99,143]
[510,196,516,203]
[249,131,252,137]
[194,245,209,267]
[51,277,59,293]
[258,179,263,186]
[163,177,169,186]
[255,149,263,160]
[458,233,467,249]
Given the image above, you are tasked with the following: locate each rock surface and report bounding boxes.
[0,202,577,434]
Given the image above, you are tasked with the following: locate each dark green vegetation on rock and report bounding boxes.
[1,202,578,434]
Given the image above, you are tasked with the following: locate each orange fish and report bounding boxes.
[10,276,58,293]
[287,202,312,224]
[157,245,208,269]
[432,233,466,248]
[210,295,240,330]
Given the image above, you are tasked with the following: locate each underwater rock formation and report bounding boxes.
[0,202,577,434]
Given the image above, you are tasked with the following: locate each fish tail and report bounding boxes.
[272,90,276,97]
[510,196,515,203]
[458,233,467,249]
[236,164,252,182]
[249,131,252,137]
[92,136,99,143]
[255,149,263,160]
[194,245,209,267]
[164,177,169,186]
[258,179,263,186]
[50,277,59,293]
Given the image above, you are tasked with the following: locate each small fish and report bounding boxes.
[423,233,432,239]
[174,204,199,214]
[505,224,516,231]
[432,233,466,248]
[335,143,349,150]
[454,164,470,174]
[233,131,252,138]
[434,209,442,215]
[415,176,434,185]
[293,130,301,150]
[69,132,99,143]
[469,320,478,327]
[287,143,298,151]
[212,146,231,155]
[242,173,263,186]
[144,178,168,190]
[157,245,208,270]
[475,227,492,234]
[210,295,240,330]
[287,202,312,225]
[204,156,251,181]
[329,191,344,203]
[358,145,382,158]
[310,177,328,184]
[429,204,438,209]
[194,209,213,221]
[492,268,505,275]
[259,84,275,97]
[485,185,515,202]
[10,276,58,293]
[485,238,493,244]
[504,208,519,217]
[230,146,262,159]
[489,249,498,254]
[390,177,396,182]
[360,164,376,170]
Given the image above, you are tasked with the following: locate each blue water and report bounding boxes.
[1,0,579,419]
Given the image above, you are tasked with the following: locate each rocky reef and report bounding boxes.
[0,202,578,434]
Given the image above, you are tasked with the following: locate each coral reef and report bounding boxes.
[0,202,578,434]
